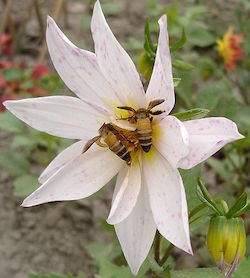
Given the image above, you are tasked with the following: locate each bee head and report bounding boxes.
[135,108,149,119]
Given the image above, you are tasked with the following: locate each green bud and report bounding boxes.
[138,51,153,82]
[206,216,246,274]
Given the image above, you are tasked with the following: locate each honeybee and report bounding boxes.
[82,123,133,165]
[117,99,165,152]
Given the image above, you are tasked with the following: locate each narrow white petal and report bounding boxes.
[39,140,84,184]
[4,96,105,139]
[146,15,174,116]
[153,116,189,167]
[47,16,120,113]
[91,1,146,108]
[107,160,141,225]
[179,117,244,169]
[143,149,192,254]
[115,184,156,275]
[22,146,124,207]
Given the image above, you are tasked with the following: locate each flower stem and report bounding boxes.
[159,243,174,266]
[154,230,161,263]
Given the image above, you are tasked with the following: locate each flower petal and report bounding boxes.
[115,183,156,275]
[22,146,124,207]
[39,140,84,184]
[178,117,244,169]
[107,160,141,225]
[4,96,105,140]
[143,149,192,254]
[47,16,120,113]
[91,1,146,108]
[146,15,174,115]
[153,116,189,167]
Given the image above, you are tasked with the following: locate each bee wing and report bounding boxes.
[109,124,134,144]
[82,136,101,153]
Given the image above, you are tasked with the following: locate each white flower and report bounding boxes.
[4,1,243,275]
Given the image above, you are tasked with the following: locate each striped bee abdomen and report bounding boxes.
[106,132,131,165]
[136,118,153,152]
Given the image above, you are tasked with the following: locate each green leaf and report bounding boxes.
[28,274,86,278]
[101,2,120,15]
[171,267,220,278]
[232,137,250,151]
[206,157,234,182]
[173,77,181,87]
[100,219,115,233]
[170,29,186,52]
[233,257,250,277]
[86,242,122,266]
[3,67,23,81]
[20,80,35,89]
[196,85,221,111]
[172,59,194,71]
[188,26,215,47]
[80,14,91,30]
[180,165,201,210]
[234,203,250,216]
[196,187,221,215]
[0,153,30,176]
[172,108,209,121]
[227,192,248,218]
[197,179,222,215]
[0,111,24,133]
[11,135,36,149]
[13,175,39,197]
[29,274,76,278]
[99,260,133,278]
[144,20,156,59]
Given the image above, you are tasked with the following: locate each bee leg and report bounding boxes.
[147,99,165,110]
[96,138,107,148]
[116,115,133,121]
[117,106,136,113]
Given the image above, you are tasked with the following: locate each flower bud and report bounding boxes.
[206,216,246,274]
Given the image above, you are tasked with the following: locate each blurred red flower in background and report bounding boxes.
[0,33,13,56]
[31,64,51,80]
[0,60,51,112]
[217,27,243,71]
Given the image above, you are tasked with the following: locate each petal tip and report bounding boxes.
[46,15,54,27]
[21,199,31,208]
[2,100,10,109]
[158,14,167,25]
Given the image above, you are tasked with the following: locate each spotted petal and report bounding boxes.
[107,160,141,225]
[153,116,189,167]
[143,149,192,254]
[39,140,84,184]
[115,184,156,275]
[22,146,124,207]
[91,0,146,108]
[4,96,104,140]
[146,15,174,115]
[47,16,120,113]
[179,117,244,169]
